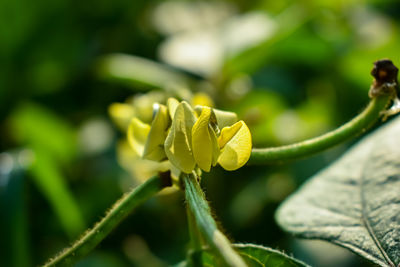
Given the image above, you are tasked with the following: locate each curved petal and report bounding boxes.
[108,103,135,131]
[167,97,180,119]
[127,118,151,157]
[143,104,170,161]
[192,107,220,172]
[164,101,197,173]
[218,120,252,171]
[195,106,238,129]
[132,91,166,123]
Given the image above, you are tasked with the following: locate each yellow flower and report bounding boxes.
[108,103,136,131]
[217,120,252,170]
[111,94,252,182]
[143,98,251,175]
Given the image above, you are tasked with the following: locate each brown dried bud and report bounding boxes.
[369,59,399,98]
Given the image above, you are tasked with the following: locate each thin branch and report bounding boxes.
[248,95,391,164]
[44,175,171,266]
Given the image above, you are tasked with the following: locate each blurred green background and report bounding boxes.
[1,0,399,266]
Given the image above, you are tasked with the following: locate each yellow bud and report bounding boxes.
[218,120,252,171]
[164,101,197,173]
[192,107,220,172]
[191,92,214,107]
[109,103,135,131]
[143,104,170,161]
[127,118,151,157]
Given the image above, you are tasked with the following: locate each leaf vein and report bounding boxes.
[360,156,395,267]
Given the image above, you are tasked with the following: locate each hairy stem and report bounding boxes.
[249,95,391,164]
[186,205,204,267]
[44,175,170,266]
[183,173,246,267]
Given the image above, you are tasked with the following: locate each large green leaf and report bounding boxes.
[276,116,400,267]
[180,244,309,267]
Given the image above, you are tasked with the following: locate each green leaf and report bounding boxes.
[180,244,309,267]
[9,102,77,163]
[276,116,400,267]
[30,148,85,238]
[235,244,309,267]
[2,167,31,267]
[9,103,85,238]
[96,53,194,90]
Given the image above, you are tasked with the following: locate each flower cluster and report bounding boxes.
[110,93,252,181]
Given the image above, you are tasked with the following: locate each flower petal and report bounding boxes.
[192,107,220,172]
[218,120,252,171]
[164,101,197,173]
[117,140,170,183]
[195,106,238,129]
[191,92,214,107]
[109,103,135,131]
[132,91,166,123]
[127,117,151,156]
[167,97,180,119]
[143,104,170,161]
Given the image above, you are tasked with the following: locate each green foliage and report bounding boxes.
[222,4,309,77]
[276,116,400,267]
[180,244,309,267]
[30,149,85,238]
[2,170,31,267]
[9,103,77,163]
[211,244,309,267]
[9,103,85,238]
[97,54,194,90]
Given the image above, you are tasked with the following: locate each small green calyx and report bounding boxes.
[126,97,252,176]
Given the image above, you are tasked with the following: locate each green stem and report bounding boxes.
[44,175,170,266]
[186,205,204,267]
[183,173,246,267]
[248,95,391,164]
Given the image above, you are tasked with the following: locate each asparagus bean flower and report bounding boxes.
[126,97,252,179]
